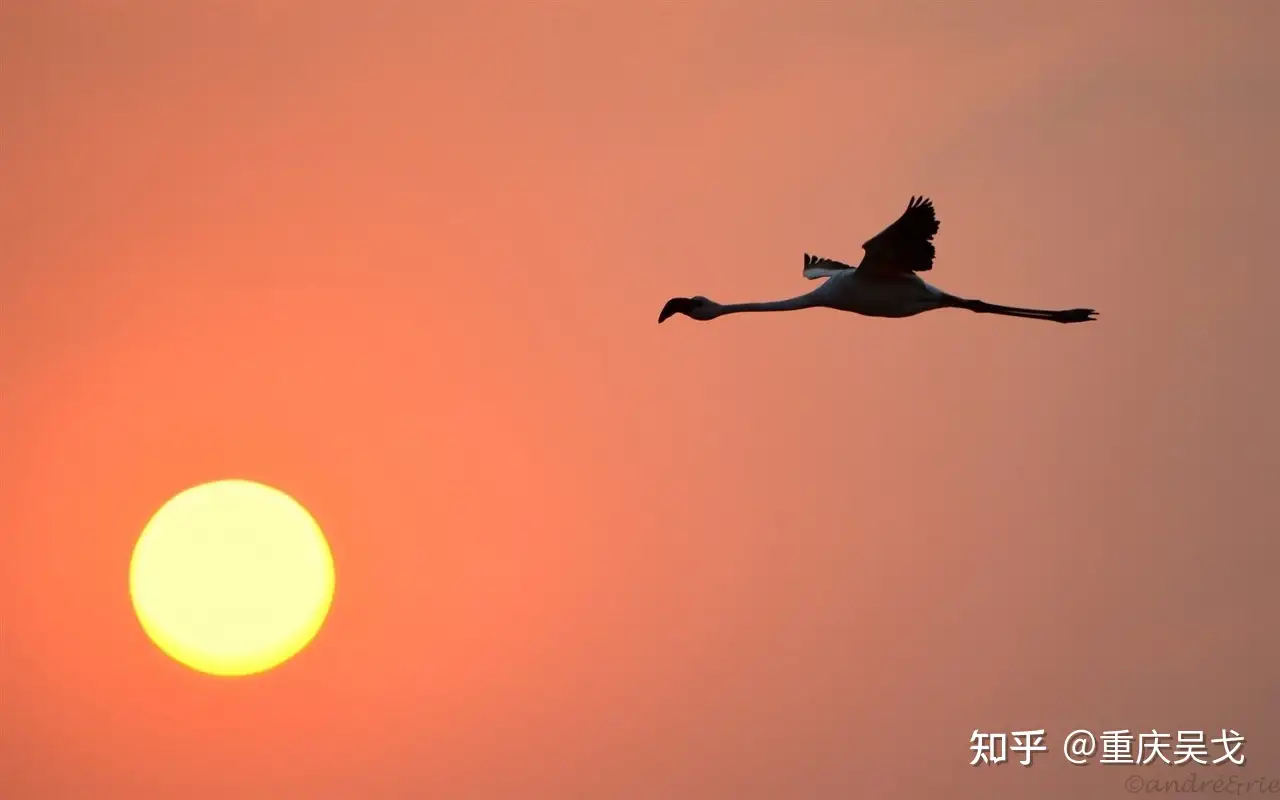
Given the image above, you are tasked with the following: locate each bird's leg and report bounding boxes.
[953,298,1097,324]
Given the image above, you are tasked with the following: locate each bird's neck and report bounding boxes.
[714,292,821,317]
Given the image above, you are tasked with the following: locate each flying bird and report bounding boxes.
[658,197,1097,325]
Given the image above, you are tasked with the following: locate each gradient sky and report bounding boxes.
[2,2,1278,798]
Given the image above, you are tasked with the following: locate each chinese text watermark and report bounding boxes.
[970,729,1246,768]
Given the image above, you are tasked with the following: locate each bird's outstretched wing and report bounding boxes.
[802,253,855,280]
[859,196,940,276]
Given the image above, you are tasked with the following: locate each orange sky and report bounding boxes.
[2,2,1278,797]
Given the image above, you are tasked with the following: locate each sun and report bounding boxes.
[129,479,335,676]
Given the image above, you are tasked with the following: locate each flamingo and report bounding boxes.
[658,197,1097,325]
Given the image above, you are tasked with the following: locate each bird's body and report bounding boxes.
[807,268,947,318]
[659,197,1097,325]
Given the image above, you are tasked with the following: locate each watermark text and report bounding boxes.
[970,729,1246,768]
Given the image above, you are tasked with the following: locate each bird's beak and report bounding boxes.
[658,297,689,323]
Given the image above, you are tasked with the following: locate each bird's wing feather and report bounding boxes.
[859,196,940,276]
[802,253,855,280]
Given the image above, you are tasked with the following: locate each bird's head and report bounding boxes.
[658,295,720,323]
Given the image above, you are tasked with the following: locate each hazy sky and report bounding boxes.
[2,2,1278,798]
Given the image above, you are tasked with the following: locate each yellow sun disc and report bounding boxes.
[129,479,335,676]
